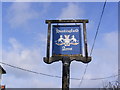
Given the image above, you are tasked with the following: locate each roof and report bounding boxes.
[0,65,6,74]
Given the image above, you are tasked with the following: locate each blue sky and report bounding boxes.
[1,1,118,88]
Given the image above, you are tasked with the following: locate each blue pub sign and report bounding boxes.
[52,25,82,56]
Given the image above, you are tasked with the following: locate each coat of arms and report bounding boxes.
[55,35,79,46]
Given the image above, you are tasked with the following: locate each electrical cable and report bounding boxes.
[0,61,119,81]
[0,61,61,79]
[79,0,107,87]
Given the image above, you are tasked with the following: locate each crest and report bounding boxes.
[55,35,79,46]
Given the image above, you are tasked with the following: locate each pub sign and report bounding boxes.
[52,25,82,56]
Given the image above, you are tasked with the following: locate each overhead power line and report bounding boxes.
[79,0,107,87]
[79,64,88,86]
[0,61,119,81]
[0,61,61,79]
[90,0,107,56]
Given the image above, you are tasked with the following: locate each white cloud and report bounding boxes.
[104,32,118,48]
[2,37,62,88]
[6,2,50,29]
[7,2,39,28]
[3,38,42,75]
[8,38,22,51]
[58,3,84,19]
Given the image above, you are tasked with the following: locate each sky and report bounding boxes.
[1,0,118,88]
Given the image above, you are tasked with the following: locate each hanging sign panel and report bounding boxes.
[52,25,82,56]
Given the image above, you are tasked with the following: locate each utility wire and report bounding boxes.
[0,61,61,79]
[0,61,119,81]
[90,0,107,56]
[79,0,107,87]
[79,64,88,86]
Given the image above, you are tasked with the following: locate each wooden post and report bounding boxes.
[46,23,51,62]
[83,22,88,59]
[62,57,71,90]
